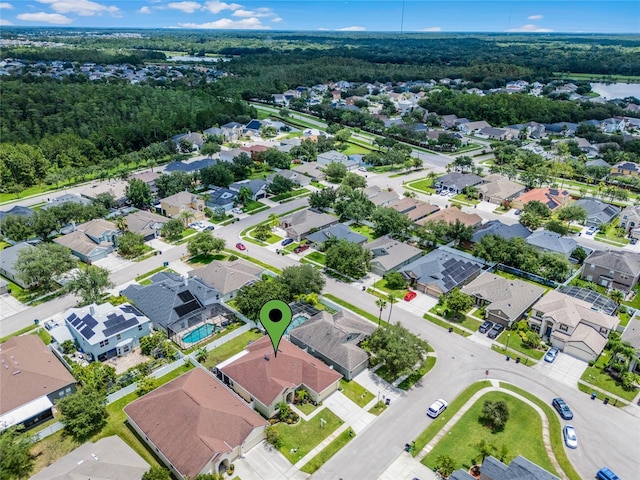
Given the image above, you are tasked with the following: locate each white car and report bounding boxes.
[231,208,243,214]
[427,399,448,418]
[358,166,367,172]
[563,425,578,449]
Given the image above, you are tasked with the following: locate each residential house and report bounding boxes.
[0,336,76,431]
[611,161,640,177]
[292,161,326,182]
[388,198,440,222]
[217,337,342,418]
[278,137,302,154]
[160,191,206,222]
[306,223,367,248]
[244,119,262,136]
[529,290,618,361]
[41,193,92,210]
[367,235,423,276]
[289,310,376,380]
[574,137,599,158]
[0,205,34,223]
[585,158,611,168]
[317,150,358,170]
[0,242,36,288]
[129,171,161,195]
[618,205,640,233]
[272,93,288,105]
[0,278,7,295]
[63,302,151,362]
[218,147,245,163]
[124,210,169,240]
[460,455,560,480]
[582,250,640,293]
[30,436,149,480]
[53,219,120,264]
[601,117,627,134]
[401,248,484,297]
[620,318,640,374]
[363,185,400,207]
[266,170,311,187]
[418,207,482,228]
[80,180,128,207]
[220,122,245,142]
[205,187,238,212]
[125,368,268,480]
[203,126,224,137]
[523,121,546,139]
[435,172,483,194]
[229,179,268,201]
[511,188,571,211]
[240,144,269,160]
[188,259,265,302]
[461,273,545,327]
[477,127,515,141]
[172,132,205,152]
[572,198,620,227]
[525,230,579,258]
[279,208,339,242]
[544,122,578,136]
[439,114,459,129]
[477,174,526,205]
[458,120,491,135]
[164,157,217,174]
[471,220,531,244]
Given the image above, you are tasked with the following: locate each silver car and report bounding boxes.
[563,425,578,449]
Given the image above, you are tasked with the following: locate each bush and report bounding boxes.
[384,271,407,289]
[265,425,282,449]
[480,400,510,431]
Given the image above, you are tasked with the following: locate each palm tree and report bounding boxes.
[267,213,279,230]
[387,293,397,323]
[375,298,387,327]
[427,171,438,187]
[474,439,496,463]
[115,216,128,233]
[179,210,195,227]
[610,289,625,306]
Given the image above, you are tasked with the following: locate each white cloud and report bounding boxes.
[37,0,120,16]
[421,26,441,32]
[0,2,13,9]
[0,18,12,24]
[317,27,329,31]
[233,7,273,18]
[17,11,73,24]
[271,17,282,22]
[138,6,151,14]
[528,14,543,20]
[203,0,241,14]
[507,24,553,32]
[336,26,365,31]
[167,1,201,13]
[178,17,269,29]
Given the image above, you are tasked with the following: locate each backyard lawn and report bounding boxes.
[350,223,378,240]
[422,391,557,475]
[339,379,374,407]
[201,330,263,369]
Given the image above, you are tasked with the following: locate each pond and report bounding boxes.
[590,82,640,100]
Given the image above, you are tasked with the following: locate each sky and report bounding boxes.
[0,0,638,33]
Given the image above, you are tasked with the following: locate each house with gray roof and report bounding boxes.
[618,204,640,234]
[53,219,120,264]
[229,179,268,200]
[461,273,545,327]
[367,235,423,276]
[471,220,531,244]
[582,250,640,293]
[401,248,484,297]
[218,147,245,163]
[572,198,620,227]
[363,185,400,207]
[0,242,36,288]
[525,230,579,258]
[41,193,92,210]
[620,317,640,374]
[279,208,339,242]
[317,150,358,170]
[220,122,245,142]
[205,186,238,212]
[0,205,34,223]
[306,223,367,248]
[435,172,483,194]
[189,259,266,302]
[479,455,560,480]
[477,174,526,205]
[292,161,326,181]
[124,210,168,241]
[172,132,205,152]
[289,310,376,380]
[266,169,311,187]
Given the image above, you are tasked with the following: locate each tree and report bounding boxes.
[267,213,279,229]
[200,142,221,157]
[375,298,387,327]
[523,200,551,218]
[474,439,496,462]
[118,231,146,258]
[308,188,337,211]
[231,152,253,180]
[71,362,116,392]
[334,189,374,224]
[278,264,325,297]
[30,209,58,241]
[325,239,372,279]
[267,175,295,195]
[610,289,625,306]
[155,171,195,198]
[447,219,474,244]
[187,232,225,257]
[480,400,510,431]
[387,293,397,323]
[160,219,184,242]
[522,330,542,349]
[444,288,473,317]
[57,387,108,441]
[0,215,33,242]
[237,186,253,206]
[497,444,511,463]
[93,192,116,211]
[136,376,159,396]
[262,148,291,170]
[15,243,77,290]
[142,466,172,480]
[519,211,544,230]
[545,218,570,236]
[61,339,77,354]
[179,210,195,227]
[571,247,588,264]
[371,206,412,238]
[115,216,128,233]
[384,272,406,290]
[265,425,283,449]
[557,205,588,224]
[200,163,234,188]
[66,266,113,305]
[435,455,456,477]
[126,178,153,208]
[252,223,272,241]
[341,172,367,189]
[335,128,352,144]
[0,426,34,480]
[234,277,292,321]
[325,162,348,183]
[196,347,209,363]
[366,322,429,378]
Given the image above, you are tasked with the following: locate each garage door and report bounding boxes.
[564,342,596,362]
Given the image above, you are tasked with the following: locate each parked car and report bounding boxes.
[632,238,638,245]
[479,321,494,334]
[294,244,310,254]
[440,190,448,196]
[358,166,367,172]
[597,467,620,480]
[487,324,504,339]
[545,347,559,363]
[281,238,294,246]
[231,208,243,214]
[404,291,417,302]
[203,225,215,231]
[552,397,574,420]
[427,399,448,418]
[586,226,597,235]
[563,425,578,449]
[235,242,246,251]
[514,209,522,215]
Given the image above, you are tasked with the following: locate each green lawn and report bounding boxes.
[398,356,437,390]
[35,328,52,345]
[373,363,399,384]
[452,194,480,205]
[429,304,481,332]
[595,226,629,246]
[223,249,283,274]
[455,143,483,154]
[580,365,639,401]
[273,408,343,464]
[187,253,227,266]
[300,427,355,474]
[350,223,379,240]
[577,381,628,406]
[412,381,491,456]
[423,313,472,337]
[243,200,268,213]
[406,177,438,194]
[423,392,557,475]
[495,330,545,361]
[373,278,408,297]
[340,379,374,407]
[622,284,640,309]
[296,403,319,415]
[322,294,380,325]
[201,330,264,369]
[368,401,387,415]
[306,251,326,265]
[271,188,310,202]
[342,142,372,155]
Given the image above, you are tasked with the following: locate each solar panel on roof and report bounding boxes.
[178,290,195,302]
[67,313,77,321]
[81,325,95,339]
[81,314,98,329]
[104,314,126,329]
[103,318,138,337]
[174,299,201,317]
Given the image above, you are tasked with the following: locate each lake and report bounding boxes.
[590,82,640,100]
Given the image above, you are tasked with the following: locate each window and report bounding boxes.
[530,323,540,334]
[559,324,568,332]
[65,387,72,393]
[116,334,122,340]
[600,327,608,334]
[590,264,595,270]
[138,325,143,331]
[99,339,110,348]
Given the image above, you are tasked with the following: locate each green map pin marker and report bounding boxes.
[260,299,292,357]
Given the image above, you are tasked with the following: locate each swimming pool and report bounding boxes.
[182,324,215,344]
[285,315,309,335]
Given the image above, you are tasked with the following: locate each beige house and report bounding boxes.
[388,198,440,223]
[582,250,640,293]
[292,161,326,182]
[160,191,206,222]
[189,259,266,302]
[417,207,482,228]
[477,174,526,205]
[529,290,619,362]
[279,208,339,242]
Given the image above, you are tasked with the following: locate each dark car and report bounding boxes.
[514,209,522,215]
[552,397,574,420]
[294,244,310,254]
[203,225,215,231]
[479,321,494,334]
[632,238,638,245]
[487,324,504,339]
[281,238,294,246]
[597,467,620,480]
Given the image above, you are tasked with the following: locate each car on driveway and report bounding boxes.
[479,321,494,334]
[358,166,367,172]
[586,226,597,235]
[552,397,574,420]
[427,399,448,418]
[281,238,294,246]
[203,225,215,231]
[514,209,521,215]
[404,291,417,302]
[545,347,559,363]
[440,190,448,196]
[563,425,578,449]
[632,238,638,245]
[487,324,504,339]
[294,244,310,254]
[235,242,246,251]
[231,208,243,214]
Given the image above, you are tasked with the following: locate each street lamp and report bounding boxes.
[506,333,510,352]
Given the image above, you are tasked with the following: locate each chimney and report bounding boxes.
[71,220,76,232]
[183,277,188,287]
[90,305,95,316]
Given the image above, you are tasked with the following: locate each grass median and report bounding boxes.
[300,427,355,474]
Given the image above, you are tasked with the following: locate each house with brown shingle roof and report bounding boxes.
[188,259,266,302]
[0,335,76,431]
[160,191,206,222]
[388,198,440,222]
[417,207,482,228]
[218,337,342,418]
[53,218,119,264]
[477,174,526,205]
[279,208,339,242]
[124,368,267,480]
[124,210,169,241]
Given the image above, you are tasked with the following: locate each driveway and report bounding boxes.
[233,441,308,480]
[0,293,28,321]
[533,352,588,388]
[93,254,135,273]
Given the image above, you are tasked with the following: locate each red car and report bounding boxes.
[404,291,417,302]
[235,242,246,251]
[294,244,310,254]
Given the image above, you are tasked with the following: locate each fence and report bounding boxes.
[493,263,558,288]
